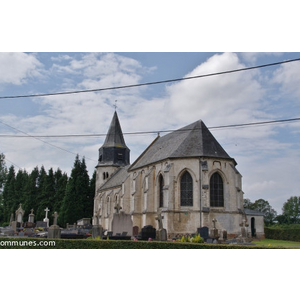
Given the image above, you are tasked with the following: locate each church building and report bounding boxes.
[93,111,264,239]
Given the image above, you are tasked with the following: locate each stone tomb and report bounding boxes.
[111,212,132,237]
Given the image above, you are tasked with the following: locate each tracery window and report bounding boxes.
[180,171,193,206]
[210,172,224,207]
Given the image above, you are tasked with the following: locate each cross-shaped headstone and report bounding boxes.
[156,212,164,229]
[44,207,50,219]
[95,208,101,225]
[114,203,122,213]
[52,211,59,226]
[212,218,217,229]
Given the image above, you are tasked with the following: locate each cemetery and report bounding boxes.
[0,201,261,248]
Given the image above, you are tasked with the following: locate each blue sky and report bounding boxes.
[0,52,299,214]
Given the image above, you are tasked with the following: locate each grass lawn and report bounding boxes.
[253,238,300,248]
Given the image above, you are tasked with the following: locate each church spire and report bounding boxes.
[102,111,128,148]
[98,111,130,167]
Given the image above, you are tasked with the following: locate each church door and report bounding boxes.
[251,217,256,237]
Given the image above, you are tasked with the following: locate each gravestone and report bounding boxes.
[92,225,103,239]
[132,226,139,236]
[141,225,156,240]
[92,209,103,239]
[43,207,50,228]
[111,212,133,236]
[36,221,48,228]
[211,218,219,240]
[9,213,14,226]
[197,227,209,241]
[156,212,167,241]
[15,204,25,223]
[48,211,61,239]
[24,222,35,228]
[28,209,35,223]
[241,227,247,238]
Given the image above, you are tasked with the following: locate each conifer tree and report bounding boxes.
[2,165,16,222]
[36,166,56,221]
[23,167,39,217]
[86,170,96,217]
[0,153,7,224]
[59,155,90,226]
[15,169,29,214]
[53,168,68,213]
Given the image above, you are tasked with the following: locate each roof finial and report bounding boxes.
[114,100,118,111]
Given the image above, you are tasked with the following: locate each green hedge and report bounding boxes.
[0,237,268,249]
[265,227,300,242]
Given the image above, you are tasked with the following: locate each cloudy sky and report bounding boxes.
[0,52,299,214]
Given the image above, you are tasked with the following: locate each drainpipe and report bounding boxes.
[199,158,202,229]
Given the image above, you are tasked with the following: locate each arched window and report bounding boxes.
[180,171,193,206]
[210,172,224,207]
[159,174,164,207]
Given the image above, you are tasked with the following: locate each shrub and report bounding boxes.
[265,227,300,242]
[0,237,265,249]
[191,234,204,243]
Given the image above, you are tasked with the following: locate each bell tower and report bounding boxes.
[95,111,130,191]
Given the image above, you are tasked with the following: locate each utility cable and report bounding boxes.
[0,117,299,138]
[0,120,97,162]
[0,58,299,100]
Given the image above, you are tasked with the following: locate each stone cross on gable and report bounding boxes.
[212,218,217,229]
[114,203,122,213]
[52,211,59,226]
[156,212,164,230]
[44,207,50,219]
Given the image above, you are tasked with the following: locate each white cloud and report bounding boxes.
[167,53,265,127]
[0,52,43,85]
[272,61,300,100]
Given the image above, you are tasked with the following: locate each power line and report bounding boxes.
[0,58,300,100]
[0,120,97,162]
[0,117,299,138]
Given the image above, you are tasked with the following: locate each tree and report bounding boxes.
[85,170,96,218]
[23,167,39,217]
[53,168,68,213]
[35,167,57,222]
[2,165,16,222]
[0,153,7,191]
[253,199,277,226]
[0,153,7,224]
[281,196,300,224]
[15,169,29,213]
[59,155,91,226]
[243,198,277,226]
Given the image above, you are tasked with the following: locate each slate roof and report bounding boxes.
[99,165,130,191]
[244,209,265,216]
[130,120,233,170]
[102,111,128,148]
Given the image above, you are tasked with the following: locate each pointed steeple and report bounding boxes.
[102,111,128,148]
[98,111,130,166]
